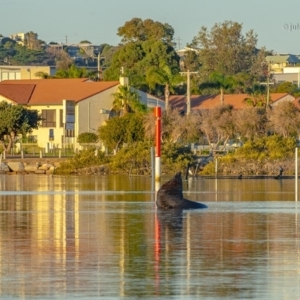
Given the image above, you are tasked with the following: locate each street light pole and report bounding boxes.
[260,61,274,108]
[97,53,105,80]
[180,70,198,115]
[266,65,270,106]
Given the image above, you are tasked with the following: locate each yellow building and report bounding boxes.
[0,65,55,81]
[0,78,165,150]
[265,54,300,73]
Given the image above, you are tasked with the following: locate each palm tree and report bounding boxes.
[55,64,89,78]
[35,71,52,79]
[146,64,183,110]
[199,72,237,105]
[112,84,147,115]
[36,64,98,80]
[244,84,267,107]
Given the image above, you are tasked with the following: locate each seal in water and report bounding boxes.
[156,172,207,209]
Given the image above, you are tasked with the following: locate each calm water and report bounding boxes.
[0,174,300,299]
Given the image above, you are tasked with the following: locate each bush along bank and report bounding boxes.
[2,136,297,177]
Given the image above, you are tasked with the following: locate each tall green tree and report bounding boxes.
[0,102,41,152]
[117,18,174,45]
[190,21,265,77]
[104,40,180,94]
[104,18,180,96]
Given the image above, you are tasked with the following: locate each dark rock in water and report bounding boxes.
[156,172,207,209]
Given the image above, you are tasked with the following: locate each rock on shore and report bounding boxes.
[0,158,63,175]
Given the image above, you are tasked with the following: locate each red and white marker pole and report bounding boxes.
[154,107,161,182]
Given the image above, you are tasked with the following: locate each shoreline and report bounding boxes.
[0,157,296,179]
[0,157,66,175]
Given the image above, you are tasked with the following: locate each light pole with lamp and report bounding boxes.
[180,70,198,115]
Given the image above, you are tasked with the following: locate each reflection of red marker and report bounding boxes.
[154,107,161,182]
[154,212,161,294]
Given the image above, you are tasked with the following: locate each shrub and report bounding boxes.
[162,142,195,174]
[54,148,109,175]
[77,132,98,144]
[110,141,152,175]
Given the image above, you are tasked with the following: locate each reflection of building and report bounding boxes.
[1,175,300,297]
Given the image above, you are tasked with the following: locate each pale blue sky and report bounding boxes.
[1,0,300,53]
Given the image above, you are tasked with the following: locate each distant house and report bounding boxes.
[169,93,295,112]
[266,54,300,73]
[176,47,199,69]
[271,66,300,87]
[47,43,64,53]
[0,65,56,81]
[9,32,26,46]
[78,43,101,57]
[273,73,300,86]
[0,77,164,149]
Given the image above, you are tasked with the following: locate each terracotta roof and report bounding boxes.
[0,84,35,104]
[0,79,120,105]
[169,93,293,110]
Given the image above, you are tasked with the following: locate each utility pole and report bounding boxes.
[97,53,105,80]
[177,37,181,50]
[180,70,198,115]
[93,52,105,80]
[260,61,274,108]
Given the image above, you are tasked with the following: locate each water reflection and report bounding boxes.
[0,175,299,299]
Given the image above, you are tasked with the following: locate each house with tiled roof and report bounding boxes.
[266,54,300,73]
[0,77,164,149]
[169,93,295,112]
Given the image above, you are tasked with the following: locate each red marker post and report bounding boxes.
[154,107,161,182]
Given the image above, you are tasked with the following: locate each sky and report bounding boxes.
[1,0,300,54]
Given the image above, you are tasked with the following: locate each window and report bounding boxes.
[65,130,74,137]
[42,109,56,127]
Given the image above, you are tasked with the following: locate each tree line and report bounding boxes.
[60,86,300,176]
[2,19,291,102]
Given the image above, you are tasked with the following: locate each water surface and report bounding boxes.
[0,175,299,299]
